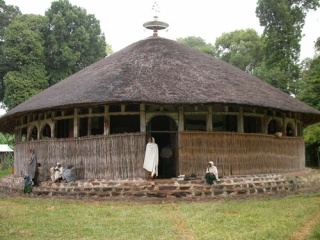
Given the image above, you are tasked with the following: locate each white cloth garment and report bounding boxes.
[54,165,63,180]
[143,138,159,177]
[206,162,219,180]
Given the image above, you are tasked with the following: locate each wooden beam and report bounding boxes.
[238,107,244,133]
[178,106,184,132]
[104,105,109,135]
[140,104,146,133]
[74,108,79,138]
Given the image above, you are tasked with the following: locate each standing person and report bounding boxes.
[143,137,159,180]
[27,148,37,185]
[205,161,219,185]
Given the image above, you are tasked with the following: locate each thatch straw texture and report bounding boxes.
[1,37,320,133]
[15,133,146,180]
[179,132,305,177]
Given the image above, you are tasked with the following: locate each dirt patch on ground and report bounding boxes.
[290,211,320,240]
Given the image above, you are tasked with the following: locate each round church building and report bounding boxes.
[1,19,320,180]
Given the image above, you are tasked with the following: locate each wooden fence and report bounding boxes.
[14,132,305,180]
[14,133,146,180]
[178,132,305,177]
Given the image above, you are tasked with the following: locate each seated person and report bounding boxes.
[51,162,63,183]
[23,174,32,193]
[205,161,219,185]
[62,165,76,183]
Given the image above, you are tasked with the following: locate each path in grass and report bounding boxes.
[165,203,196,240]
[290,210,320,240]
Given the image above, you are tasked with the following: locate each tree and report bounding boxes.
[3,65,47,109]
[256,0,320,94]
[0,132,14,170]
[45,0,107,85]
[2,14,48,109]
[0,0,21,101]
[105,42,113,56]
[177,36,216,56]
[214,29,263,73]
[296,38,320,167]
[0,132,14,149]
[296,56,320,109]
[303,123,320,167]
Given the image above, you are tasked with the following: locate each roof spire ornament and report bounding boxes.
[143,1,169,37]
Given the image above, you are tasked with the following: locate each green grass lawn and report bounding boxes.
[1,194,320,240]
[0,168,10,178]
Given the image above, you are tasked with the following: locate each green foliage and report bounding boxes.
[304,124,320,145]
[105,42,113,56]
[2,14,48,109]
[0,0,21,101]
[0,168,11,178]
[253,62,291,92]
[297,56,320,109]
[0,153,13,170]
[303,124,320,167]
[0,0,21,41]
[177,36,216,56]
[45,0,107,85]
[0,132,14,148]
[3,64,48,109]
[214,29,263,73]
[0,0,109,109]
[3,14,47,70]
[316,37,320,53]
[0,132,14,171]
[256,0,320,95]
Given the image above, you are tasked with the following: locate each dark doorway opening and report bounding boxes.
[147,115,177,179]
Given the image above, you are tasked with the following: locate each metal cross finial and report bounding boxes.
[143,1,168,37]
[152,1,160,17]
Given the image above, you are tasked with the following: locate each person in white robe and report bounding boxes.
[143,137,159,180]
[205,161,219,184]
[53,162,63,182]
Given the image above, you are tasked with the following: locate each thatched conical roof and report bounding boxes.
[1,37,320,132]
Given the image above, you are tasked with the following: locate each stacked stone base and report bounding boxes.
[1,168,320,201]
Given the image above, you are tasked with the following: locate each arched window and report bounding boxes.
[42,124,51,139]
[29,126,38,140]
[21,127,27,142]
[267,119,282,135]
[286,122,295,137]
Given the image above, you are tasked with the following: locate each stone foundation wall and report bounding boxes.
[1,169,320,201]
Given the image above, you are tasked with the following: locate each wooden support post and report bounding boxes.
[37,124,40,140]
[178,106,184,132]
[88,108,92,136]
[104,105,109,135]
[294,113,298,137]
[238,107,244,133]
[207,105,212,132]
[51,111,55,138]
[74,108,78,138]
[140,104,146,133]
[283,113,286,136]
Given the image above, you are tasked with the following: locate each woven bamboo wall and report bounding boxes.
[178,132,305,177]
[14,133,146,180]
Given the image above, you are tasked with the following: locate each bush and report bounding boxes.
[0,153,14,170]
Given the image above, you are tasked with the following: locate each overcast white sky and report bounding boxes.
[1,0,320,116]
[5,0,320,58]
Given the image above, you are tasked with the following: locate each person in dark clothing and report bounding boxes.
[23,174,32,193]
[27,148,38,186]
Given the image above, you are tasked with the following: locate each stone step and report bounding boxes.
[1,170,320,200]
